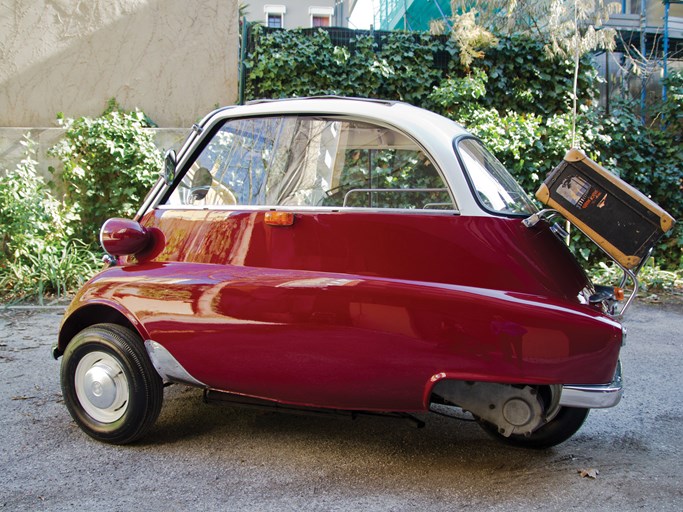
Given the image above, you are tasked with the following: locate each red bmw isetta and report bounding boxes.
[54,97,633,447]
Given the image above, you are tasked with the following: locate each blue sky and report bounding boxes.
[348,0,374,29]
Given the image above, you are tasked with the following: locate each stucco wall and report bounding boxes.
[0,0,239,128]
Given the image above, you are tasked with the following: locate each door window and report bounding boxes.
[165,116,454,211]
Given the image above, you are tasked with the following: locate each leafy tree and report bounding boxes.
[439,0,620,53]
[432,9,498,70]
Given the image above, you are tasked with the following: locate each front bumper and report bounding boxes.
[52,343,63,360]
[559,361,623,409]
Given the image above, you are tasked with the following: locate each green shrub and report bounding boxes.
[477,35,598,117]
[49,100,162,243]
[0,134,100,302]
[657,69,683,138]
[426,70,680,269]
[245,29,596,116]
[590,259,683,295]
[587,99,682,269]
[0,101,163,302]
[427,68,489,117]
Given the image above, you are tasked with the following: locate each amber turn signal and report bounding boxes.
[613,287,625,301]
[265,211,295,226]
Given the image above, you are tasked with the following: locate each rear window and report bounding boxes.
[456,138,536,216]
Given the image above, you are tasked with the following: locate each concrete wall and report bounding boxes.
[0,0,239,128]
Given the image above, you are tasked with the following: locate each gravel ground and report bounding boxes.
[1,301,681,511]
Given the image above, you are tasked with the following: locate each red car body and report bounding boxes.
[55,98,625,446]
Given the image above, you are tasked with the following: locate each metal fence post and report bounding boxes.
[238,17,248,105]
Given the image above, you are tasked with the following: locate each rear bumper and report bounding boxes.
[559,361,623,409]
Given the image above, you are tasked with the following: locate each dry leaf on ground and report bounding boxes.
[578,468,600,479]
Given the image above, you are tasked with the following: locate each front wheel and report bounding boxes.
[60,323,163,444]
[478,406,589,449]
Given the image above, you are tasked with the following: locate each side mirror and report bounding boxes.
[100,218,165,261]
[163,149,177,186]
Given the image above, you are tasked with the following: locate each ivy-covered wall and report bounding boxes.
[244,26,681,269]
[245,28,596,112]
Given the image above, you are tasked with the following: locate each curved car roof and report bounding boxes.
[213,96,470,145]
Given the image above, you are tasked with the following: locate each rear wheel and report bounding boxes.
[60,323,163,444]
[478,406,589,449]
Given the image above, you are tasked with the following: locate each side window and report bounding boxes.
[165,116,454,211]
[323,148,451,209]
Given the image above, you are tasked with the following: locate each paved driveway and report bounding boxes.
[1,301,681,511]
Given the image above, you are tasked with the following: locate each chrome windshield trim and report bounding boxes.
[559,361,623,409]
[144,340,206,387]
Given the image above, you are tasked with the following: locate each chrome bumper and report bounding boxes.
[559,361,623,409]
[144,339,206,387]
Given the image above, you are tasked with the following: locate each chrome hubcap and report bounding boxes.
[75,351,129,423]
[83,363,118,409]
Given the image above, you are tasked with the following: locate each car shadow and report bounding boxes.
[141,384,564,467]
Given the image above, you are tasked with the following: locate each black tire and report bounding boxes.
[478,407,590,449]
[60,323,163,444]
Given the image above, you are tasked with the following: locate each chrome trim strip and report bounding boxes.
[342,187,451,207]
[559,361,623,409]
[144,340,206,387]
[246,96,396,107]
[155,204,461,216]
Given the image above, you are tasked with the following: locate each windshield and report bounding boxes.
[456,138,537,216]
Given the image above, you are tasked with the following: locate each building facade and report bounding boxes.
[247,0,353,28]
[376,0,450,31]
